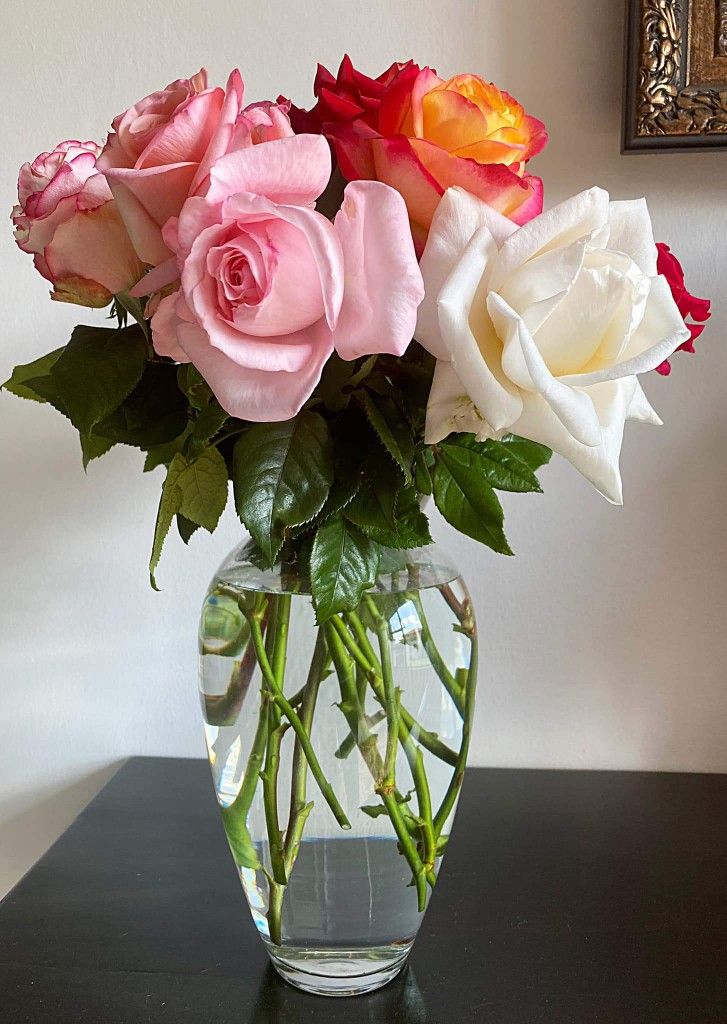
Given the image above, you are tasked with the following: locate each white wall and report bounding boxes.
[1,0,725,898]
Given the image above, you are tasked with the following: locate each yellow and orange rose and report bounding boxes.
[293,60,547,250]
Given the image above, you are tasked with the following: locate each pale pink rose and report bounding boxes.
[12,140,143,307]
[230,99,294,148]
[98,70,295,269]
[98,69,235,266]
[150,134,424,421]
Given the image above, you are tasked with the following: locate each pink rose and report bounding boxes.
[151,134,424,421]
[98,69,295,268]
[12,140,143,307]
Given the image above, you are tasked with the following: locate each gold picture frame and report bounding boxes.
[623,0,727,150]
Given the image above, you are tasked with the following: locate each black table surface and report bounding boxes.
[0,758,725,1023]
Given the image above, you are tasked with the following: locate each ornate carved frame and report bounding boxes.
[623,0,727,150]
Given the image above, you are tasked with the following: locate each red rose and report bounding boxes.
[283,55,417,135]
[655,243,711,375]
[286,55,545,252]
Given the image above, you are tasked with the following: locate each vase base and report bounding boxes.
[267,943,412,997]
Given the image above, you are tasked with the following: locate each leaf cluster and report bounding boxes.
[4,319,552,607]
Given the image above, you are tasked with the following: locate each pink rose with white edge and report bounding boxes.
[12,140,142,307]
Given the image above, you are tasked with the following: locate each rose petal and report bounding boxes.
[175,316,334,422]
[410,139,544,226]
[137,88,224,170]
[489,187,610,293]
[333,180,424,360]
[607,199,658,277]
[562,275,690,386]
[487,291,602,446]
[104,162,198,265]
[190,70,245,194]
[436,227,523,431]
[207,134,331,206]
[129,256,180,298]
[370,135,443,243]
[424,360,497,443]
[151,292,190,361]
[417,186,516,359]
[43,200,143,296]
[508,376,653,504]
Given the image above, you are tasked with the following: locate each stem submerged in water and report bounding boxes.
[217,575,477,946]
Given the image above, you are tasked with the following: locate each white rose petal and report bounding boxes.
[417,186,691,502]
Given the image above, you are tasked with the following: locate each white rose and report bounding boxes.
[416,186,690,502]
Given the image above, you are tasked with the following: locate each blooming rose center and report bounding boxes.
[203,217,327,338]
[498,246,650,380]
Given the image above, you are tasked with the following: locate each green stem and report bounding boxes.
[334,710,385,760]
[325,623,385,782]
[326,617,428,911]
[203,636,256,727]
[244,604,351,830]
[340,613,459,768]
[267,633,328,946]
[370,605,399,789]
[434,631,478,838]
[409,592,464,717]
[271,595,291,683]
[267,885,284,946]
[381,791,428,912]
[363,598,437,886]
[261,595,292,888]
[261,711,288,885]
[220,690,269,869]
[283,633,327,875]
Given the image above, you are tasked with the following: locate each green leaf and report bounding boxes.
[232,412,334,565]
[347,354,378,388]
[94,362,188,448]
[392,488,433,547]
[2,347,65,402]
[143,426,192,472]
[318,464,362,521]
[344,468,397,533]
[149,448,229,587]
[500,433,552,471]
[317,353,356,412]
[414,450,433,496]
[357,390,415,483]
[21,374,68,417]
[433,442,512,555]
[177,514,200,545]
[80,432,114,469]
[360,803,388,819]
[50,323,148,434]
[221,807,261,870]
[192,400,228,446]
[149,454,187,589]
[310,515,381,622]
[175,447,229,532]
[347,484,432,549]
[177,364,213,410]
[452,435,543,493]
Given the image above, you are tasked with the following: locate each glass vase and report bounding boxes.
[198,539,477,997]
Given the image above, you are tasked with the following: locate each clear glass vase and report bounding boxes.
[198,539,477,997]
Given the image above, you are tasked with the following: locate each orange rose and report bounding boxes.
[324,65,547,250]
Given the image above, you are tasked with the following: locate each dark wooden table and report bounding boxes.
[0,758,724,1023]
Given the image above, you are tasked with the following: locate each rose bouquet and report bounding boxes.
[5,58,710,995]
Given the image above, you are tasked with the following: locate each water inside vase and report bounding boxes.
[199,544,475,995]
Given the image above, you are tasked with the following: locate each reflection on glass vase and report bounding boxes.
[199,539,477,997]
